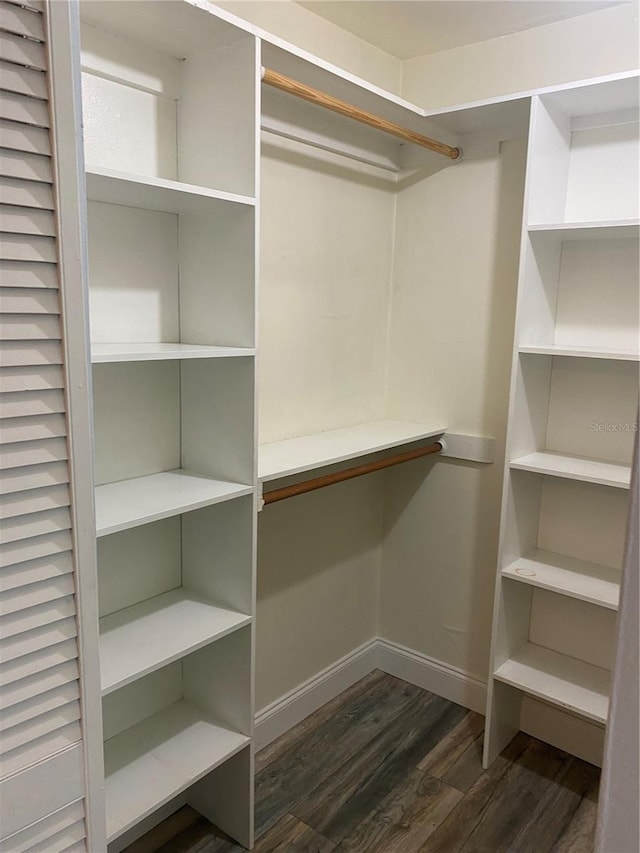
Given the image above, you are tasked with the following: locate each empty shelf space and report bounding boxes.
[100,590,251,695]
[91,342,256,363]
[502,549,620,610]
[259,420,446,482]
[494,643,610,724]
[527,220,639,241]
[509,451,631,489]
[86,166,255,215]
[95,470,253,537]
[104,699,249,843]
[518,344,640,361]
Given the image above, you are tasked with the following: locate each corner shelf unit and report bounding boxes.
[484,74,639,769]
[78,1,259,848]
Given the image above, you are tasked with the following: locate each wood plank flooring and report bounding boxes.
[125,671,600,853]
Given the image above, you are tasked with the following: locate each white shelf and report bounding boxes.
[502,549,620,610]
[518,344,640,361]
[494,643,610,724]
[104,700,249,842]
[91,342,255,363]
[527,220,639,241]
[258,420,446,482]
[100,590,252,695]
[95,471,253,537]
[86,166,255,215]
[510,451,631,489]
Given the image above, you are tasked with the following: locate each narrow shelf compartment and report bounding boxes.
[494,643,610,724]
[528,220,639,240]
[95,471,253,537]
[510,451,631,489]
[258,420,446,482]
[502,549,620,610]
[100,590,252,695]
[518,344,640,361]
[86,166,255,215]
[91,343,256,363]
[104,700,249,842]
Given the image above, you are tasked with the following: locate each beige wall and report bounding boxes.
[403,3,640,109]
[381,140,527,680]
[256,137,395,710]
[215,0,402,93]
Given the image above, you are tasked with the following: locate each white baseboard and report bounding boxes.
[254,637,486,750]
[254,639,379,751]
[377,638,487,714]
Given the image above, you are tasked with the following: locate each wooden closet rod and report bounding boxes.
[263,441,443,505]
[261,68,461,161]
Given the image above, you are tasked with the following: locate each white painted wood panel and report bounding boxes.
[0,437,68,470]
[528,221,639,239]
[87,201,179,344]
[0,58,47,100]
[0,340,62,366]
[0,30,45,70]
[0,206,56,237]
[0,149,52,183]
[0,119,50,156]
[0,288,59,316]
[101,663,182,742]
[92,342,256,362]
[1,799,84,852]
[519,345,639,361]
[97,518,180,618]
[104,701,250,842]
[0,91,49,128]
[0,552,72,592]
[494,643,610,724]
[178,207,256,348]
[259,420,445,481]
[94,471,253,537]
[565,122,639,222]
[553,238,639,351]
[100,590,251,695]
[0,365,64,392]
[82,72,177,180]
[529,588,616,670]
[92,361,180,485]
[0,746,84,839]
[510,450,631,489]
[0,1,45,40]
[0,261,57,289]
[503,550,620,609]
[86,167,255,214]
[545,358,638,465]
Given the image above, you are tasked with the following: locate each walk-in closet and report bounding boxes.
[1,1,638,851]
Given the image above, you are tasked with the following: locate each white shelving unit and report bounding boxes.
[259,420,445,482]
[484,75,639,768]
[78,1,259,848]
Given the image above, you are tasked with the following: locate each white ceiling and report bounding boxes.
[296,1,632,59]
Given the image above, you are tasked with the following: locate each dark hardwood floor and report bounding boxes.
[126,671,600,853]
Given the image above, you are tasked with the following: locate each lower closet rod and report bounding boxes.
[263,441,443,505]
[261,67,461,161]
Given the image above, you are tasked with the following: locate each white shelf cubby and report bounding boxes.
[102,628,253,846]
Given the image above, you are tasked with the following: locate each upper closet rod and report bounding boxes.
[261,68,461,161]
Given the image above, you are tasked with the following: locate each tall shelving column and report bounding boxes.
[484,74,639,768]
[76,1,260,848]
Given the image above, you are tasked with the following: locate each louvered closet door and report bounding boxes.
[1,2,96,850]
